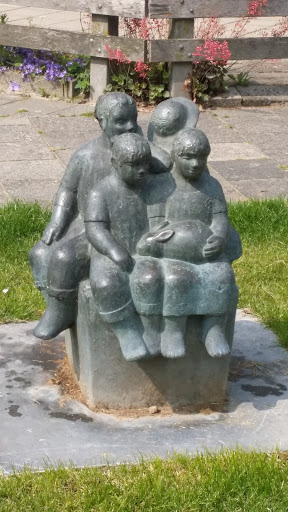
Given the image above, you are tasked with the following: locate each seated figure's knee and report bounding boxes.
[29,241,50,267]
[91,269,128,296]
[133,260,162,290]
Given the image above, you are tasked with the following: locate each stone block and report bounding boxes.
[65,281,236,410]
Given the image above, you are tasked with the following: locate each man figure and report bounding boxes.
[29,93,171,340]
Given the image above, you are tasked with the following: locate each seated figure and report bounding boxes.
[84,133,152,362]
[29,93,171,341]
[131,128,241,359]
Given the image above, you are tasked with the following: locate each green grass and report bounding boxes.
[228,198,288,346]
[0,199,287,347]
[1,451,288,511]
[0,202,50,322]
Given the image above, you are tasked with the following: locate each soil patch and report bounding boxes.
[51,358,226,419]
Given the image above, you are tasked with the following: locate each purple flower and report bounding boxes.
[9,81,20,92]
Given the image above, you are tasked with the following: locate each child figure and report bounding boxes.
[84,133,152,362]
[147,97,200,154]
[131,128,240,359]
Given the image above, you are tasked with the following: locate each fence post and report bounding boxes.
[90,14,118,102]
[168,19,194,98]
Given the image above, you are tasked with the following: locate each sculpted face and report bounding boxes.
[175,150,207,181]
[117,157,150,186]
[104,104,138,139]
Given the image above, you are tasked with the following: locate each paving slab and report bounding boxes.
[0,116,31,126]
[197,113,242,143]
[209,142,268,162]
[0,97,76,117]
[0,124,46,143]
[54,149,75,168]
[0,160,64,182]
[31,116,97,149]
[1,178,58,205]
[0,186,9,204]
[0,310,287,473]
[0,94,23,107]
[209,159,287,181]
[208,167,247,202]
[229,178,288,199]
[0,141,55,161]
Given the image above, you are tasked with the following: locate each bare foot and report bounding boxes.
[161,316,187,359]
[205,325,230,358]
[111,313,150,362]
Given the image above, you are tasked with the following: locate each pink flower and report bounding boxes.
[192,40,231,63]
[134,59,150,78]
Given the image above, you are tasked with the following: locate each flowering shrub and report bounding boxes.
[185,0,288,103]
[0,46,90,95]
[104,45,169,104]
[184,40,231,103]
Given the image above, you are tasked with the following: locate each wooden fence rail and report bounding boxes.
[149,0,288,18]
[0,0,288,99]
[1,0,145,18]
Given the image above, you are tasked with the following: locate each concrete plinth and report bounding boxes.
[65,280,236,410]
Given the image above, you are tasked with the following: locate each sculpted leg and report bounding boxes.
[29,241,51,302]
[90,254,149,362]
[161,316,187,359]
[34,235,89,340]
[131,257,163,357]
[202,315,230,358]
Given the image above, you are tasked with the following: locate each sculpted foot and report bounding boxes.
[111,313,150,362]
[161,316,187,359]
[203,316,230,358]
[34,297,76,340]
[141,315,161,357]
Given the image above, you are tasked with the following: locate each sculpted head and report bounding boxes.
[95,93,138,139]
[173,128,211,181]
[150,100,187,137]
[111,133,151,186]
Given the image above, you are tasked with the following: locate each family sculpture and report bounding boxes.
[29,92,241,372]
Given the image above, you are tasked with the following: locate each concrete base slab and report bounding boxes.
[0,310,288,474]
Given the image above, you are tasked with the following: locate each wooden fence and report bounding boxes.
[0,0,288,99]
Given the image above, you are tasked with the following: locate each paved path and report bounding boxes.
[0,93,288,205]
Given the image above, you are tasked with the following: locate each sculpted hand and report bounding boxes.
[203,235,225,260]
[41,222,65,245]
[110,247,134,273]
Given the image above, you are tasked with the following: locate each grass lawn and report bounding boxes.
[1,451,288,511]
[0,198,287,346]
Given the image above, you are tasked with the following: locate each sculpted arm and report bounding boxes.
[203,185,229,260]
[42,151,82,245]
[85,189,134,273]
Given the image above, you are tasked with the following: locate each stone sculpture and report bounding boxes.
[30,94,242,410]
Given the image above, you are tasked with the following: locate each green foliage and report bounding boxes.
[69,62,90,96]
[38,87,50,98]
[185,61,229,103]
[105,62,170,104]
[228,70,250,86]
[1,450,288,511]
[0,13,8,24]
